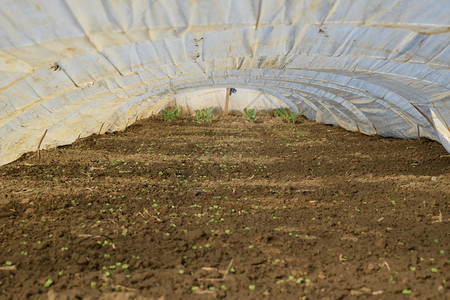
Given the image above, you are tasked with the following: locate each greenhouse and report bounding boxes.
[0,0,448,298]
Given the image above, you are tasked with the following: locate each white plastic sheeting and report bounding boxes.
[0,0,449,166]
[165,88,290,114]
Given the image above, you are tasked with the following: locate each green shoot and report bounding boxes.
[243,108,257,122]
[194,107,215,123]
[273,108,301,124]
[162,107,182,122]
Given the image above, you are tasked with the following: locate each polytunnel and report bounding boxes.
[0,0,449,166]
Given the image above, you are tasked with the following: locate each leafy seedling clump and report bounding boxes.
[243,108,257,122]
[162,107,182,122]
[194,107,216,123]
[273,108,301,124]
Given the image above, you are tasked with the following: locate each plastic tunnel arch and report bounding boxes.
[0,0,449,166]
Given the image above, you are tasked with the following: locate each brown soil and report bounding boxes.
[0,113,449,299]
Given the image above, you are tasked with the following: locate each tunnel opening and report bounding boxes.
[159,87,292,115]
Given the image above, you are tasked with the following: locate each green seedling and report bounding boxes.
[273,108,301,124]
[273,108,285,118]
[161,107,181,122]
[243,108,256,122]
[194,107,215,123]
[43,279,53,288]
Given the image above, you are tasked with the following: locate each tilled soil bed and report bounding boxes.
[0,113,449,299]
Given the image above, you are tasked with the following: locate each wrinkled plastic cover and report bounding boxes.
[0,0,449,165]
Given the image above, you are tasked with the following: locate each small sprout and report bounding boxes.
[104,271,111,277]
[409,266,416,271]
[434,239,439,244]
[288,275,295,280]
[296,278,304,284]
[243,108,257,122]
[208,286,216,291]
[204,243,211,248]
[178,269,184,275]
[431,267,438,273]
[122,264,129,269]
[249,285,256,290]
[248,245,254,249]
[229,267,236,273]
[273,108,300,124]
[58,271,64,276]
[220,285,228,291]
[43,279,53,288]
[5,261,12,266]
[90,282,97,288]
[191,286,199,291]
[194,107,215,123]
[161,107,182,122]
[402,289,412,295]
[225,229,232,235]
